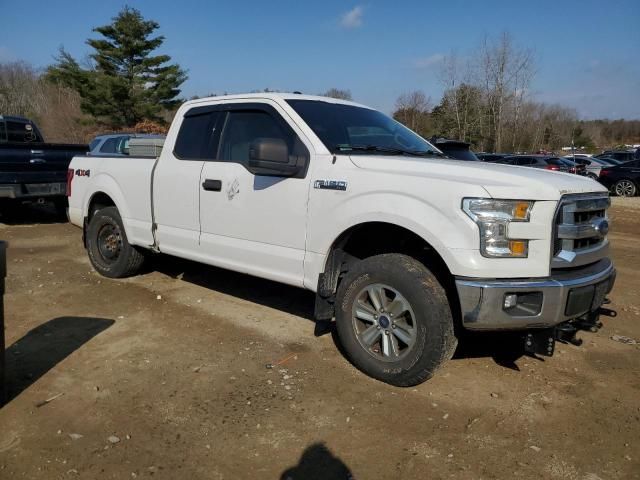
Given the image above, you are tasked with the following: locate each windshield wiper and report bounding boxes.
[334,144,445,157]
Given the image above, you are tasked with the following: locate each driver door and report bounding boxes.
[198,102,311,287]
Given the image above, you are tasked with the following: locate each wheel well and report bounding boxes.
[315,222,459,324]
[87,192,116,220]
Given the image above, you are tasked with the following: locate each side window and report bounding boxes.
[100,137,120,154]
[174,110,220,160]
[219,110,291,166]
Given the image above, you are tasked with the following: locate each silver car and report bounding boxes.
[88,133,165,157]
[564,156,617,180]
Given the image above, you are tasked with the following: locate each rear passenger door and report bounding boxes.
[153,105,222,257]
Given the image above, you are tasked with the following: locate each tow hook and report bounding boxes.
[523,298,617,357]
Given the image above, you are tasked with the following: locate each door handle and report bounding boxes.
[202,179,222,191]
[29,158,46,164]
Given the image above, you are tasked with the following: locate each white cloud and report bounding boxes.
[413,53,445,69]
[340,6,364,29]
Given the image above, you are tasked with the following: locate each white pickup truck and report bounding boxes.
[68,93,616,386]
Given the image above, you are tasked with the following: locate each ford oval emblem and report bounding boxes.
[593,218,609,237]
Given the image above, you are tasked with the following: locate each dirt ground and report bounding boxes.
[0,199,638,480]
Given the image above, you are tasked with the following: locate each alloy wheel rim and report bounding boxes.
[616,180,634,197]
[351,283,417,362]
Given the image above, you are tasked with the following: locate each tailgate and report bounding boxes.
[0,143,89,183]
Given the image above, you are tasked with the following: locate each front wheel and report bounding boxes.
[614,179,637,197]
[86,206,146,278]
[335,254,457,386]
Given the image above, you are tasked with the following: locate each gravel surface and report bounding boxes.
[0,203,638,479]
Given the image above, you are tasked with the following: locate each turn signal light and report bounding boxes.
[513,202,531,220]
[509,240,528,256]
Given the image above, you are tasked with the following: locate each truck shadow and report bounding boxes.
[2,316,114,406]
[0,201,68,225]
[151,255,528,370]
[152,254,318,321]
[453,331,528,370]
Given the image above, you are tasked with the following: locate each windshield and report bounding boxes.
[287,99,440,156]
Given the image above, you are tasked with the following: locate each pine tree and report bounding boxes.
[47,7,186,128]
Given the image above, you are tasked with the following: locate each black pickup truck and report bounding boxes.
[0,116,88,212]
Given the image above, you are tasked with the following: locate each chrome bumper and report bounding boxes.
[455,259,616,330]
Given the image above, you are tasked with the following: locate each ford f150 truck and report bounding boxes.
[0,115,88,211]
[67,93,616,386]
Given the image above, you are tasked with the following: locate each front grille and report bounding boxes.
[552,194,610,269]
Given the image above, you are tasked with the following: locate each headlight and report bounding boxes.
[462,198,533,258]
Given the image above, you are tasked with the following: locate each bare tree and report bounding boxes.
[0,61,96,143]
[393,91,431,136]
[477,32,535,152]
[436,53,484,143]
[322,88,353,100]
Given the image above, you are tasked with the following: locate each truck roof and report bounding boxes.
[0,115,33,122]
[183,92,371,110]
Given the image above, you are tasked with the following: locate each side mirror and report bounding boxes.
[248,138,301,177]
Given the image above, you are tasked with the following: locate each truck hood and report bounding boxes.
[348,155,607,200]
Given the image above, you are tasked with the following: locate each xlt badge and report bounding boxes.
[314,180,347,191]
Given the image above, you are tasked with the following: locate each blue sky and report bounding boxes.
[1,0,639,119]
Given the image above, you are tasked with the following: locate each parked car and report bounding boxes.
[562,153,592,160]
[494,155,574,172]
[558,158,587,175]
[565,156,616,180]
[598,159,640,196]
[67,93,615,386]
[0,115,88,211]
[428,138,479,161]
[476,153,508,162]
[594,150,636,163]
[88,133,165,157]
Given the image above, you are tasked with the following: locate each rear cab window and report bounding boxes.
[174,108,221,160]
[5,119,42,143]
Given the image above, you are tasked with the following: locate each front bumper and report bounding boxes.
[455,258,616,330]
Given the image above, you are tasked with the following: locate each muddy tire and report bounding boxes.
[335,254,457,386]
[86,206,145,278]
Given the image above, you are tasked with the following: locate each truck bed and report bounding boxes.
[67,155,157,248]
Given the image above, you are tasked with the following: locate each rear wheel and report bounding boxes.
[86,206,145,278]
[587,173,598,181]
[335,254,457,386]
[614,179,637,197]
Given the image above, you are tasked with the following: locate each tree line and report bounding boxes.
[392,33,640,153]
[0,9,638,151]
